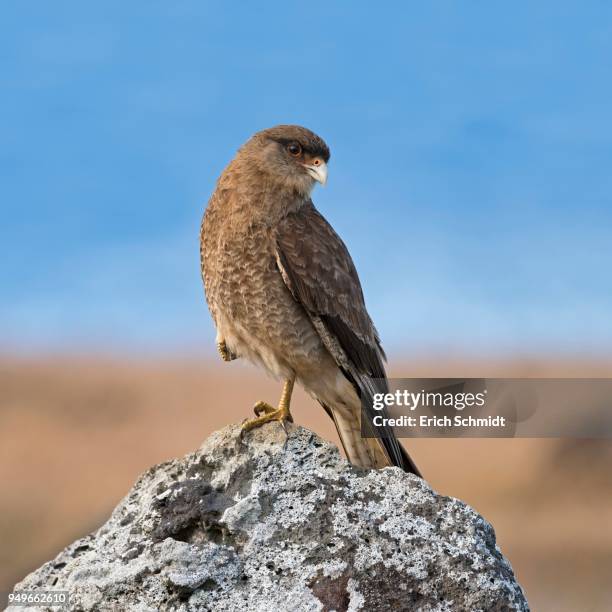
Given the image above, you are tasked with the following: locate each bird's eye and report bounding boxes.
[287,143,302,157]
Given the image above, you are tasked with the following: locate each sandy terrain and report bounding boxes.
[1,355,611,611]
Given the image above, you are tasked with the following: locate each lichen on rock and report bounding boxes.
[9,423,529,611]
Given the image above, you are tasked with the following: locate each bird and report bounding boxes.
[200,125,421,476]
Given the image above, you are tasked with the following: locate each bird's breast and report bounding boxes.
[203,214,281,323]
[201,184,326,379]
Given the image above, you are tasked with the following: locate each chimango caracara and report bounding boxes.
[200,125,421,476]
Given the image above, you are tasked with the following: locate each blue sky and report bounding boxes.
[2,2,612,355]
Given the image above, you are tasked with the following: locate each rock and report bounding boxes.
[9,423,529,611]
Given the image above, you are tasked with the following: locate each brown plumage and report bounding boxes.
[200,125,421,476]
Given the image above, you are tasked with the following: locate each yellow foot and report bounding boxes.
[241,401,293,433]
[217,340,236,362]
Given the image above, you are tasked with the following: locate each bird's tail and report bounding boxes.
[320,400,422,476]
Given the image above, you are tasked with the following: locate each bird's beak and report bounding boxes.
[304,161,328,186]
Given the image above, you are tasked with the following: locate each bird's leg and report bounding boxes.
[217,339,236,362]
[242,375,295,432]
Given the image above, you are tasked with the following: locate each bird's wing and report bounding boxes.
[274,201,419,474]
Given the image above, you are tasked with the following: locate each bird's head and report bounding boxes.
[242,125,330,196]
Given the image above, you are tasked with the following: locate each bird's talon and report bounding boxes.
[241,405,293,433]
[217,340,235,362]
[253,400,276,417]
[280,419,292,441]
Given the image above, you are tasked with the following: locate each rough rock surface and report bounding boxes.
[10,423,529,611]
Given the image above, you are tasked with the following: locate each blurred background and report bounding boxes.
[1,2,611,610]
